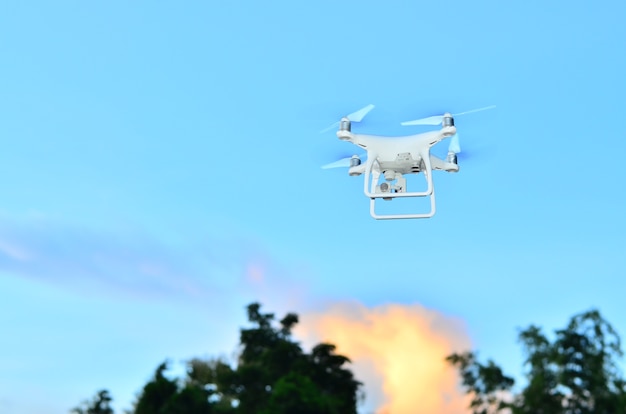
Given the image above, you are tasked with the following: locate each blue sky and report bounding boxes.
[1,1,625,413]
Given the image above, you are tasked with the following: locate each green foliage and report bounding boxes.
[134,362,179,414]
[445,352,514,414]
[71,302,362,414]
[214,302,362,414]
[160,385,213,414]
[261,372,333,414]
[447,308,626,414]
[72,390,114,414]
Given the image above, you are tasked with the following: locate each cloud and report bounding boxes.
[296,301,472,414]
[0,214,471,414]
[0,214,307,307]
[0,238,31,261]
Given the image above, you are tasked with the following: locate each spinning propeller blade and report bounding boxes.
[321,153,367,169]
[346,104,375,122]
[401,105,496,126]
[320,104,375,133]
[448,133,461,154]
[321,158,352,169]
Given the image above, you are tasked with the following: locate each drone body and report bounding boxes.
[322,105,494,220]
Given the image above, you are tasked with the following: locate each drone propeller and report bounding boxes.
[448,133,461,154]
[321,153,367,169]
[320,104,375,133]
[401,105,496,126]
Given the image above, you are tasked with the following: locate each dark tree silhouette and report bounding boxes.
[72,389,114,414]
[206,302,362,413]
[447,309,626,414]
[133,362,179,414]
[72,302,362,414]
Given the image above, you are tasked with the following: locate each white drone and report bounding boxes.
[321,104,495,220]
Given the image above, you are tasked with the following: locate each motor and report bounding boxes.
[446,151,457,165]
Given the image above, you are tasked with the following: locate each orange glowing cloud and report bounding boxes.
[296,301,472,414]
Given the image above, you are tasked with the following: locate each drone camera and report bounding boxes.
[377,182,393,201]
[443,116,454,127]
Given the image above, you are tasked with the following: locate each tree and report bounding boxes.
[261,372,333,414]
[133,362,180,414]
[206,302,363,413]
[447,309,626,414]
[130,359,225,414]
[72,389,114,414]
[72,302,362,414]
[445,352,514,414]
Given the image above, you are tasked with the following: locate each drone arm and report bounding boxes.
[336,130,356,144]
[349,163,366,176]
[429,155,446,171]
[430,154,459,173]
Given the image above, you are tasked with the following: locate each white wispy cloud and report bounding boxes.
[0,214,306,306]
[0,238,31,261]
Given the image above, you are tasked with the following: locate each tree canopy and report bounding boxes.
[72,302,362,414]
[447,309,626,414]
[72,390,114,414]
